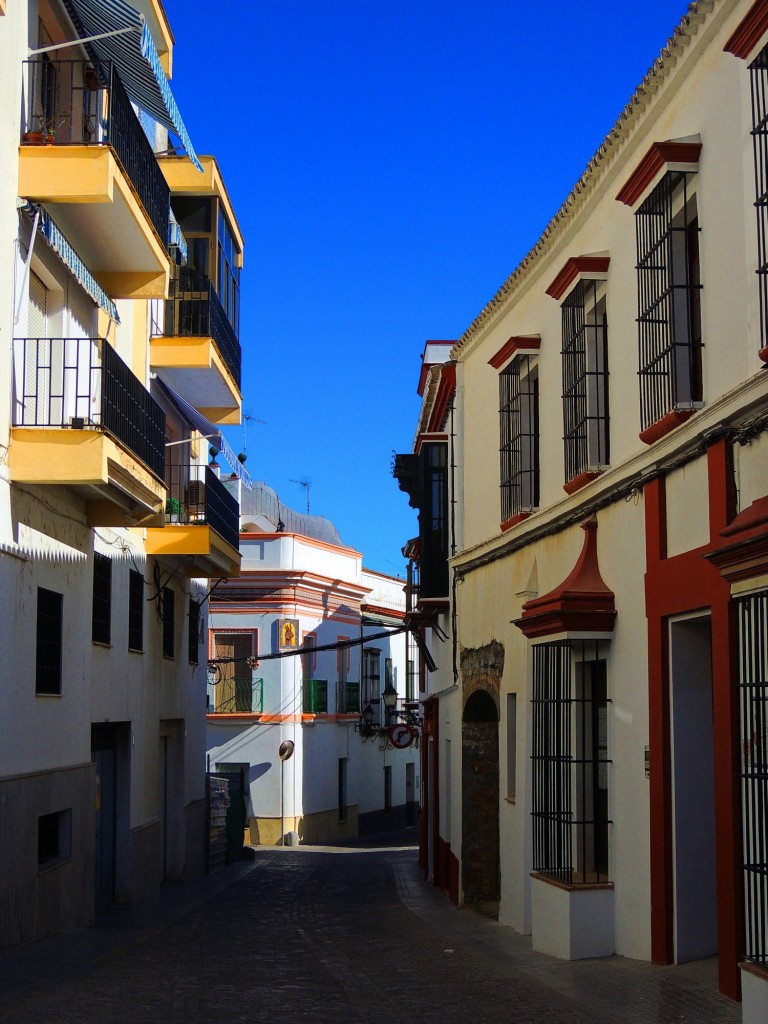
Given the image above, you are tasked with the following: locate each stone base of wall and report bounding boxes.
[248,806,360,846]
[0,763,95,951]
[531,873,615,960]
[358,803,408,835]
[741,962,768,1024]
[184,798,207,880]
[130,819,162,903]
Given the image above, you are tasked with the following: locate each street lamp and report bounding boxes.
[382,681,398,726]
[360,703,374,737]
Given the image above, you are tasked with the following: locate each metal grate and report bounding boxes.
[163,268,242,388]
[635,171,703,432]
[561,280,610,481]
[531,639,611,884]
[337,680,360,713]
[22,60,169,249]
[36,587,63,695]
[302,679,328,714]
[736,591,768,967]
[750,44,768,353]
[128,569,144,652]
[499,355,539,521]
[162,586,175,659]
[13,337,166,481]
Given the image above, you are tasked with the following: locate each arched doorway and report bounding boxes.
[461,689,500,909]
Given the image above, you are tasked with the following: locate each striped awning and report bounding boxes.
[154,375,252,487]
[30,205,120,322]
[60,0,202,171]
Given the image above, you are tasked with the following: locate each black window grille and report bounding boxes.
[188,598,200,664]
[420,443,448,598]
[36,587,63,695]
[736,590,768,968]
[531,639,611,884]
[128,569,144,652]
[561,280,610,481]
[363,648,381,706]
[750,44,768,353]
[500,356,539,521]
[635,171,703,432]
[162,587,175,659]
[91,552,112,645]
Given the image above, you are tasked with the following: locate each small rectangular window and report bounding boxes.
[128,570,144,652]
[188,598,200,664]
[162,587,175,658]
[338,758,348,822]
[507,693,517,801]
[363,648,381,706]
[38,809,71,867]
[92,553,112,645]
[384,765,392,812]
[36,587,63,694]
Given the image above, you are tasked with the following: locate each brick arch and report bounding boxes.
[460,642,503,907]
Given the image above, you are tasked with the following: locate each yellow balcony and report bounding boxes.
[10,337,166,527]
[20,59,172,299]
[149,275,242,424]
[145,465,241,578]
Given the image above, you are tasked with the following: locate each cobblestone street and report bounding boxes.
[0,832,742,1023]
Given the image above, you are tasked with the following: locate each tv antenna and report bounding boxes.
[242,412,266,457]
[290,478,311,514]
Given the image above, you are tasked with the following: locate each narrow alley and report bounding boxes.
[0,832,740,1024]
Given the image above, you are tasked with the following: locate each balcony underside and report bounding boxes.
[9,427,165,526]
[149,336,242,423]
[145,524,241,577]
[18,146,169,299]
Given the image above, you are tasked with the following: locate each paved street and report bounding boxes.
[0,831,741,1023]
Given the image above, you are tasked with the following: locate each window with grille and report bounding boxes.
[211,632,258,712]
[635,171,703,432]
[91,553,112,645]
[531,639,610,884]
[162,586,175,658]
[736,590,768,968]
[36,587,63,695]
[500,355,539,521]
[561,280,610,481]
[188,598,200,664]
[128,569,144,652]
[363,648,381,707]
[750,44,768,354]
[420,442,448,598]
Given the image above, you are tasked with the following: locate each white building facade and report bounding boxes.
[0,0,244,948]
[206,507,419,846]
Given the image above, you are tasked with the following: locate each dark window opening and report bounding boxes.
[500,356,539,520]
[188,598,200,664]
[531,639,610,884]
[562,280,610,481]
[36,587,63,695]
[162,587,175,659]
[128,569,144,652]
[91,552,112,645]
[635,171,703,431]
[750,43,768,353]
[420,442,449,597]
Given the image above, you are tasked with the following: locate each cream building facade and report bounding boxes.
[206,489,420,846]
[0,0,244,948]
[396,2,768,1020]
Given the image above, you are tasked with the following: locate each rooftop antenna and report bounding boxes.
[241,412,266,461]
[290,478,311,514]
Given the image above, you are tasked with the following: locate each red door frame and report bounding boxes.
[644,440,742,999]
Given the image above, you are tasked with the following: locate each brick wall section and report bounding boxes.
[460,641,503,903]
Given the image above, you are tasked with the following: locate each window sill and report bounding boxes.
[501,511,531,533]
[38,855,71,875]
[91,640,112,649]
[530,871,613,892]
[35,691,62,698]
[563,470,603,495]
[639,408,697,445]
[128,647,144,655]
[741,960,768,982]
[504,796,516,805]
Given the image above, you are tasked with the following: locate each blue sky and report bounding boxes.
[163,0,689,576]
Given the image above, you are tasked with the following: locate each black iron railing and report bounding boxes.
[13,337,165,479]
[500,356,539,521]
[208,676,263,714]
[736,591,768,968]
[22,59,170,249]
[165,464,240,551]
[531,639,611,885]
[163,269,242,388]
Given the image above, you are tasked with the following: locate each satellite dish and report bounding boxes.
[278,740,295,761]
